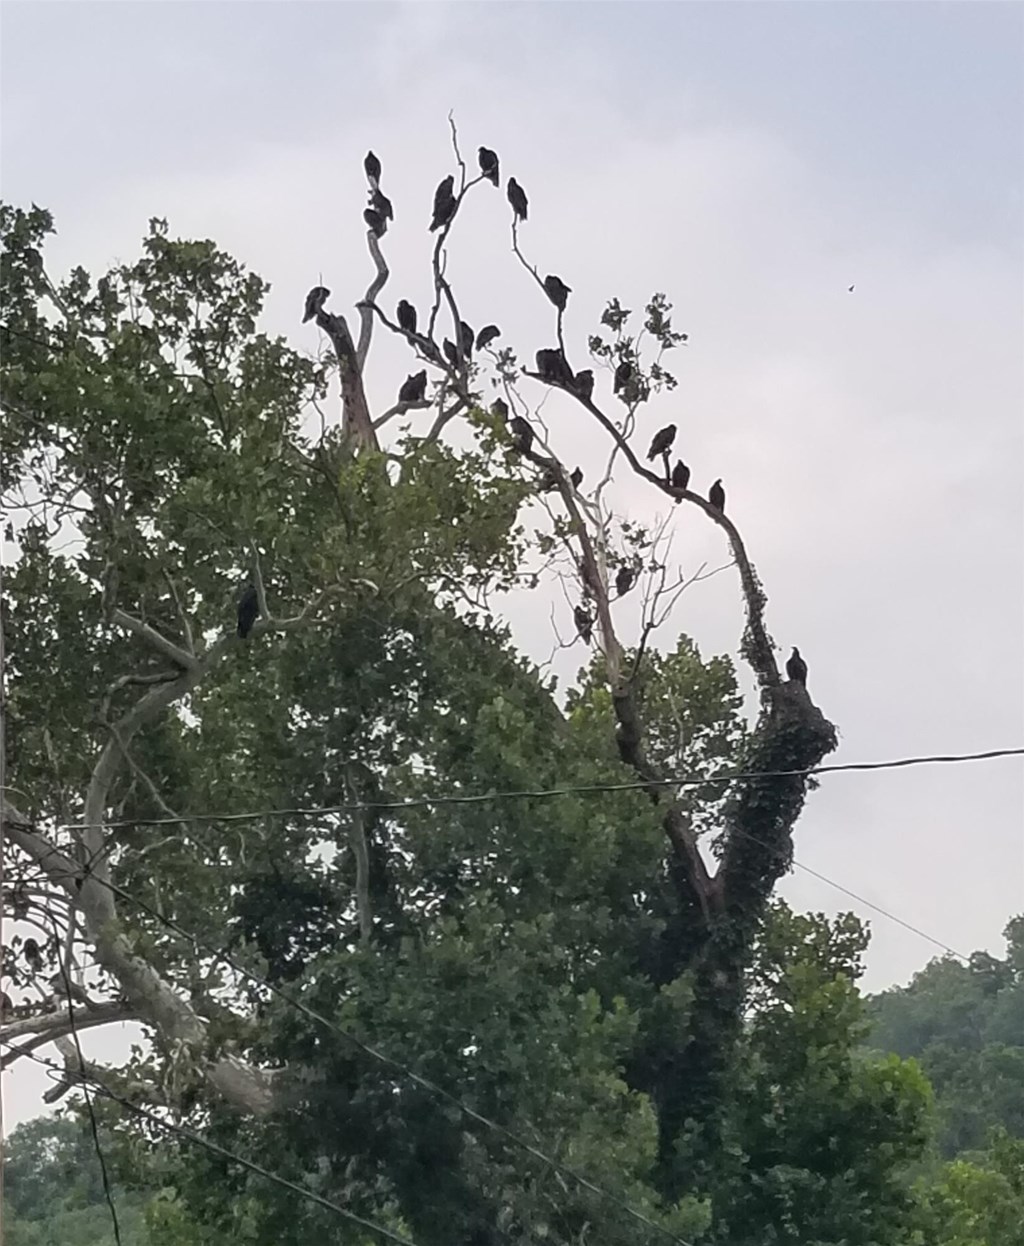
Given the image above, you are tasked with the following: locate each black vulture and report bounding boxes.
[574,369,595,401]
[507,177,528,222]
[491,398,509,419]
[364,150,382,185]
[371,188,394,221]
[478,146,500,186]
[708,479,726,512]
[615,566,636,597]
[459,321,475,358]
[237,585,260,639]
[476,324,501,350]
[786,647,808,685]
[543,275,571,311]
[569,466,583,489]
[443,338,460,367]
[22,937,44,974]
[647,424,676,460]
[398,371,428,403]
[535,348,574,387]
[396,299,417,335]
[573,604,593,644]
[430,175,457,232]
[363,208,386,238]
[302,286,330,323]
[671,459,691,492]
[613,360,633,393]
[509,415,534,454]
[538,468,560,493]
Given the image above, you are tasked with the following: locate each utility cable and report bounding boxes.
[48,746,1024,833]
[0,1042,423,1246]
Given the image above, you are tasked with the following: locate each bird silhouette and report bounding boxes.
[364,151,381,185]
[507,177,528,222]
[647,425,676,460]
[509,415,534,454]
[491,398,509,419]
[615,566,636,597]
[478,146,500,186]
[302,286,330,323]
[22,937,44,974]
[458,321,475,358]
[443,338,459,367]
[398,370,428,403]
[570,466,583,489]
[573,370,595,401]
[538,468,560,493]
[475,324,501,350]
[535,349,574,387]
[237,585,259,639]
[396,300,417,335]
[671,459,691,493]
[613,360,633,394]
[786,647,808,685]
[430,175,457,232]
[543,275,571,311]
[708,479,726,512]
[573,604,593,644]
[363,208,386,238]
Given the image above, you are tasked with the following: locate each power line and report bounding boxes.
[53,746,1024,832]
[69,866,694,1246]
[0,1042,423,1246]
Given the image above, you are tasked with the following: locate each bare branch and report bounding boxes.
[112,609,199,672]
[356,228,390,368]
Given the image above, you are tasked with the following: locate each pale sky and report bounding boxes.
[2,0,1023,1131]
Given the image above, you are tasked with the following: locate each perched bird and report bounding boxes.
[574,369,595,401]
[573,604,593,645]
[458,321,475,358]
[237,585,260,639]
[478,146,500,186]
[786,647,808,685]
[535,348,574,387]
[396,299,418,335]
[708,479,726,512]
[647,424,677,461]
[509,415,534,454]
[476,324,501,350]
[371,188,394,221]
[398,370,428,403]
[23,937,44,974]
[671,459,691,493]
[364,150,382,186]
[430,175,457,232]
[302,286,330,324]
[443,338,460,367]
[848,284,855,293]
[538,468,560,493]
[363,208,386,238]
[613,360,633,393]
[569,466,583,489]
[507,177,529,222]
[615,566,636,597]
[543,275,571,311]
[491,398,509,419]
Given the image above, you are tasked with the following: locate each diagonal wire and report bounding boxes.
[69,866,694,1246]
[0,1042,423,1246]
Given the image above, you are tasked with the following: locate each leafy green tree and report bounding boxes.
[911,1129,1024,1246]
[2,124,876,1243]
[867,917,1024,1155]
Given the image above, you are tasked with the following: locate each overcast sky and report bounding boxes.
[2,0,1022,1131]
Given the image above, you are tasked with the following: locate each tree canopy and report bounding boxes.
[0,130,957,1243]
